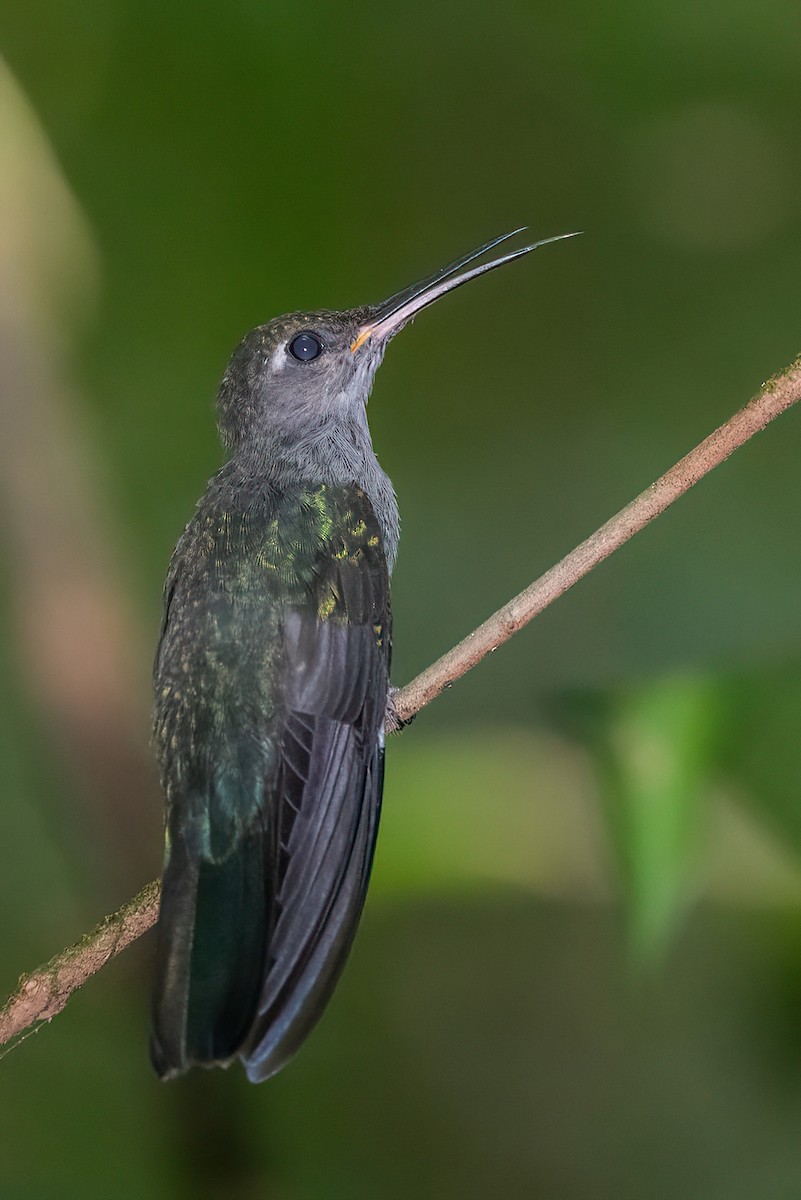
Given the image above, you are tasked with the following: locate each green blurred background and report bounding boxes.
[3,3,801,1196]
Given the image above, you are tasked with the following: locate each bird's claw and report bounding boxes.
[385,687,413,735]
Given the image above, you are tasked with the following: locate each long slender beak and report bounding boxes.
[350,228,581,353]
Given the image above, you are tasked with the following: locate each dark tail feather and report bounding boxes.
[150,820,271,1079]
[241,746,384,1082]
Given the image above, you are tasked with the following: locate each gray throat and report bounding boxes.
[235,413,400,572]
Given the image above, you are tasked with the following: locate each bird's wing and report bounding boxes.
[150,483,391,1081]
[241,494,391,1081]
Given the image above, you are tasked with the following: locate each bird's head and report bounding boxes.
[216,229,579,452]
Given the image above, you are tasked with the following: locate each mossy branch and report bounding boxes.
[2,354,801,1053]
[0,882,160,1051]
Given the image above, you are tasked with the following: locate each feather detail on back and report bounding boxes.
[150,481,391,1080]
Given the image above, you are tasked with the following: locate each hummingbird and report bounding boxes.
[150,228,575,1082]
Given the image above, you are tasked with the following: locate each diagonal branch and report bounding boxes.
[0,882,160,1052]
[2,354,801,1052]
[394,356,801,719]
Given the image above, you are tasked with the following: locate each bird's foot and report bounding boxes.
[385,687,414,735]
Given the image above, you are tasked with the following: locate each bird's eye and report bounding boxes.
[287,332,323,362]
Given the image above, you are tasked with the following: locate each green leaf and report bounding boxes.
[564,676,724,963]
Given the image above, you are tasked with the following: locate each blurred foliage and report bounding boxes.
[3,0,801,1195]
[555,676,725,961]
[723,666,801,858]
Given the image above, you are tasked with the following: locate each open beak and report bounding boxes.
[350,228,581,353]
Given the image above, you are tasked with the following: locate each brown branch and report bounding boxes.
[0,882,160,1051]
[2,353,801,1051]
[395,356,801,719]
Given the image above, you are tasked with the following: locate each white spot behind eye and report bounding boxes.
[270,348,288,374]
